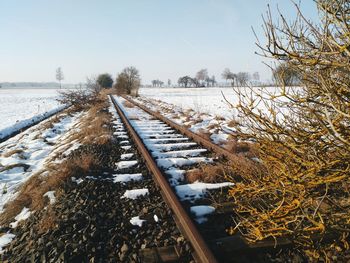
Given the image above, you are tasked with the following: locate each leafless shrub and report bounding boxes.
[226,0,350,259]
[56,77,102,109]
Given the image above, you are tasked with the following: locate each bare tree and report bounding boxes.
[178,76,192,88]
[252,72,260,81]
[57,77,101,109]
[115,66,141,96]
[167,79,171,87]
[56,67,64,89]
[205,75,216,87]
[196,69,208,86]
[222,68,236,86]
[272,63,300,86]
[151,80,164,87]
[236,72,249,86]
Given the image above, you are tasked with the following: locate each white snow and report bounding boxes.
[165,169,185,186]
[0,233,15,253]
[43,191,56,204]
[156,157,212,169]
[121,188,149,200]
[121,146,132,150]
[153,148,207,158]
[144,137,189,142]
[0,88,68,140]
[120,153,134,160]
[113,173,143,183]
[0,112,82,212]
[210,133,230,144]
[115,160,138,170]
[190,205,215,223]
[148,142,197,151]
[9,207,31,228]
[175,182,234,201]
[130,216,145,227]
[153,214,159,222]
[139,87,237,119]
[71,177,84,184]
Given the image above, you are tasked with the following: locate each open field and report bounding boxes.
[0,88,67,139]
[139,87,237,119]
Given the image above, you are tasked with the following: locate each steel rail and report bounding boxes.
[110,95,218,263]
[121,95,241,163]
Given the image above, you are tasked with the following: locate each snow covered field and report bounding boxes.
[0,88,66,139]
[139,87,238,119]
[140,86,285,121]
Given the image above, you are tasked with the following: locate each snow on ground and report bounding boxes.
[43,191,56,205]
[130,216,145,227]
[175,182,234,202]
[0,233,15,253]
[190,205,215,224]
[0,111,82,212]
[113,173,143,183]
[121,188,149,200]
[115,160,138,170]
[139,86,285,120]
[131,92,236,147]
[120,153,134,160]
[139,87,237,119]
[0,88,68,140]
[113,95,235,211]
[156,157,212,169]
[136,86,288,148]
[9,207,31,228]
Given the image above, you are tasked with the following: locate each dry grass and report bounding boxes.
[186,164,228,183]
[0,163,30,173]
[123,101,135,108]
[227,119,239,128]
[2,149,24,158]
[223,140,258,158]
[0,94,113,226]
[0,151,101,225]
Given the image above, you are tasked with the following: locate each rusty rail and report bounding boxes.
[110,95,218,263]
[121,95,241,163]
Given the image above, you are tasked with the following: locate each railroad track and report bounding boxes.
[109,95,293,263]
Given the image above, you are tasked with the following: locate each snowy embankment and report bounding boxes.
[0,110,82,251]
[0,106,65,141]
[0,88,67,140]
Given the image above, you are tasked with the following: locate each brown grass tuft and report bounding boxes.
[123,101,135,108]
[2,149,24,158]
[223,140,258,158]
[186,164,229,183]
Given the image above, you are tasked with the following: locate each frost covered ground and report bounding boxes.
[0,110,82,251]
[0,88,67,139]
[139,87,237,119]
[140,86,284,121]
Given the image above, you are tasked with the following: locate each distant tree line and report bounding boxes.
[151,68,264,88]
[151,65,300,88]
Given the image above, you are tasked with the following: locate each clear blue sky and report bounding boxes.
[0,0,318,84]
